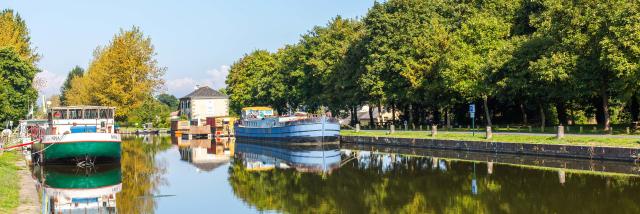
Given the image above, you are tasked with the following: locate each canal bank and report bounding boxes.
[341,135,640,162]
[0,151,38,214]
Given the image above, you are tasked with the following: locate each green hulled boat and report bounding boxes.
[32,106,121,163]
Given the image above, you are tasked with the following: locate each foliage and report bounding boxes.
[225,0,640,130]
[0,152,20,213]
[0,9,39,64]
[0,48,38,123]
[59,66,84,106]
[156,93,178,110]
[128,97,171,128]
[65,26,166,121]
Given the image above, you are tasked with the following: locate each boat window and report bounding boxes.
[100,109,114,119]
[52,109,67,119]
[69,109,83,119]
[84,109,99,119]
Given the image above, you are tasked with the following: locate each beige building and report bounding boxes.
[179,86,229,125]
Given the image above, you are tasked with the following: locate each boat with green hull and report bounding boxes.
[32,106,121,163]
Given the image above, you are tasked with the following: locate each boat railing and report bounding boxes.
[239,117,338,128]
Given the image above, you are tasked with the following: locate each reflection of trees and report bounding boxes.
[229,153,640,213]
[117,136,172,214]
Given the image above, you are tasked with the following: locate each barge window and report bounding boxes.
[100,109,114,119]
[69,109,83,119]
[52,109,67,119]
[84,109,99,119]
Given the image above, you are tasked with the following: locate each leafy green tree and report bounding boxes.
[0,48,39,123]
[59,66,84,106]
[156,93,178,109]
[226,50,283,114]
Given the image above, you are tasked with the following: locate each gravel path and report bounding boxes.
[14,157,38,214]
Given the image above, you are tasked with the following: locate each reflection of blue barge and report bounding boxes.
[234,107,340,144]
[235,142,341,173]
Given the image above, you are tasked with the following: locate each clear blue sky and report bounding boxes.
[4,0,374,98]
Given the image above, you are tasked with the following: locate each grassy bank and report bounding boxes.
[341,130,640,148]
[0,152,21,213]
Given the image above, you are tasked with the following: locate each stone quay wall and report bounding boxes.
[340,135,640,162]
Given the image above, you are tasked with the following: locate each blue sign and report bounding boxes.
[469,104,476,113]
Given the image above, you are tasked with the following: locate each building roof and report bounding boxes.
[182,86,228,99]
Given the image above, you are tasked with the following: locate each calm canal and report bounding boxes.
[33,136,640,213]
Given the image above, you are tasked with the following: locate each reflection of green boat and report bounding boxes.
[32,106,121,163]
[34,164,122,213]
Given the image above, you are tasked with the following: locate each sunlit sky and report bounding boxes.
[4,0,374,98]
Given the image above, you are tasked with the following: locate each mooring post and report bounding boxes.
[566,126,570,132]
[355,124,360,133]
[528,126,532,133]
[557,125,564,139]
[419,125,422,131]
[626,127,630,134]
[579,126,583,133]
[390,125,395,134]
[486,126,492,139]
[431,125,437,137]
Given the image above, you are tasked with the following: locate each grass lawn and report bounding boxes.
[0,152,21,213]
[341,130,640,148]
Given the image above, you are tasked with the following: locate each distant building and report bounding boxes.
[179,86,229,125]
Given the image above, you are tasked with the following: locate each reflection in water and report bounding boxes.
[33,164,121,213]
[234,142,341,173]
[34,135,174,214]
[32,136,640,213]
[116,136,172,213]
[176,137,234,172]
[230,146,640,213]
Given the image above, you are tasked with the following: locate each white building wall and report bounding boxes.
[190,98,229,123]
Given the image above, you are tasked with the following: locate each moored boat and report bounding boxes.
[234,107,340,144]
[32,106,121,164]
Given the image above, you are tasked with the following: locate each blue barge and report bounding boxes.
[234,107,340,144]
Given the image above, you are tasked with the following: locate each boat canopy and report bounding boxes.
[48,106,116,120]
[241,106,274,119]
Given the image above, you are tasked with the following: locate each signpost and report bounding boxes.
[469,104,476,136]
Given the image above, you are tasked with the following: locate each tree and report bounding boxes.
[0,48,39,123]
[65,26,166,121]
[59,66,84,106]
[225,50,282,114]
[0,9,38,64]
[156,93,178,109]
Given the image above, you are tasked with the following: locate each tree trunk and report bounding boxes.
[555,101,567,125]
[631,94,639,122]
[539,103,545,131]
[368,103,375,128]
[483,96,492,126]
[520,103,528,125]
[446,108,451,129]
[601,88,610,131]
[377,102,383,124]
[391,104,396,124]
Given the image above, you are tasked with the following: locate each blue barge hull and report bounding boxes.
[235,117,340,144]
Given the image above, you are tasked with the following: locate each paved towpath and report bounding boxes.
[356,129,640,139]
[14,155,38,214]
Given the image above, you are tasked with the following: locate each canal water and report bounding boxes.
[33,136,640,213]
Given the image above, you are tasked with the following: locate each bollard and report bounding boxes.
[467,125,470,129]
[556,125,564,139]
[355,124,360,133]
[528,126,532,133]
[609,127,614,135]
[431,125,437,137]
[459,125,462,129]
[627,127,630,134]
[420,125,422,131]
[579,126,583,133]
[390,125,395,134]
[506,124,509,130]
[593,126,597,131]
[486,126,493,139]
[566,126,570,132]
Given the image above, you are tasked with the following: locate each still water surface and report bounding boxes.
[34,136,640,213]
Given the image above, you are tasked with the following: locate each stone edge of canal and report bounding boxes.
[340,135,640,162]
